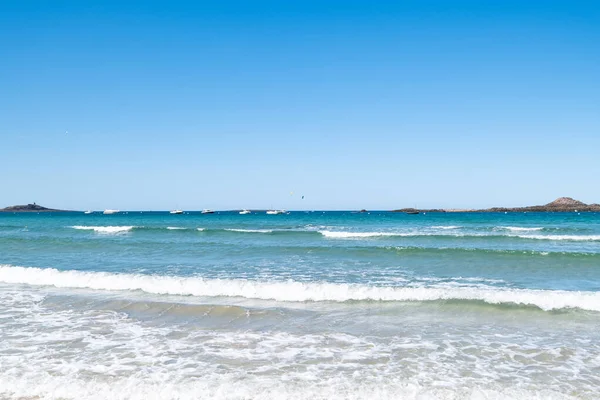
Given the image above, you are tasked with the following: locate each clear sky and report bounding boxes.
[1,1,599,210]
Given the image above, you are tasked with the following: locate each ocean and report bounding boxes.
[1,210,599,399]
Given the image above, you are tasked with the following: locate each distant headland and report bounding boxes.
[0,203,70,212]
[393,197,600,213]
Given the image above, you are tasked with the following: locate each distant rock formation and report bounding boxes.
[545,197,587,208]
[488,197,599,212]
[392,198,600,213]
[0,203,68,212]
[394,207,445,213]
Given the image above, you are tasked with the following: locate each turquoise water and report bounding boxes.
[1,211,600,399]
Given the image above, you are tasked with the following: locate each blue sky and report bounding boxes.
[1,1,599,210]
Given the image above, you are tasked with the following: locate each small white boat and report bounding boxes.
[84,210,93,214]
[239,209,251,215]
[170,210,183,214]
[201,209,214,214]
[103,209,119,215]
[266,210,285,215]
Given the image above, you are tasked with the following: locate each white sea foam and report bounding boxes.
[196,228,205,231]
[1,265,598,311]
[0,295,588,400]
[431,226,461,230]
[0,374,581,400]
[224,228,274,233]
[70,226,134,234]
[499,226,544,232]
[166,227,187,230]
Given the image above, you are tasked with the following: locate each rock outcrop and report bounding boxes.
[545,197,587,208]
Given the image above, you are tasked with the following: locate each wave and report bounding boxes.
[66,226,600,242]
[320,230,600,242]
[319,231,411,238]
[224,228,273,233]
[431,226,461,230]
[69,225,279,235]
[511,234,600,241]
[499,226,544,232]
[1,265,599,312]
[71,225,202,233]
[380,246,599,258]
[70,226,134,233]
[0,224,30,230]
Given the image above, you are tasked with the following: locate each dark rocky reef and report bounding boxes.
[0,203,69,212]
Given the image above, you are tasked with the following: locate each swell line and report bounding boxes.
[64,225,600,242]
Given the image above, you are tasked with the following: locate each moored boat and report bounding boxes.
[266,210,285,215]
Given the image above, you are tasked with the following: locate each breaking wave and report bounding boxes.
[1,265,599,312]
[66,226,600,242]
[70,226,134,234]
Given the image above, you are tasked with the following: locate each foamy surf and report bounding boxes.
[1,265,598,311]
[70,226,134,233]
[0,374,582,400]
